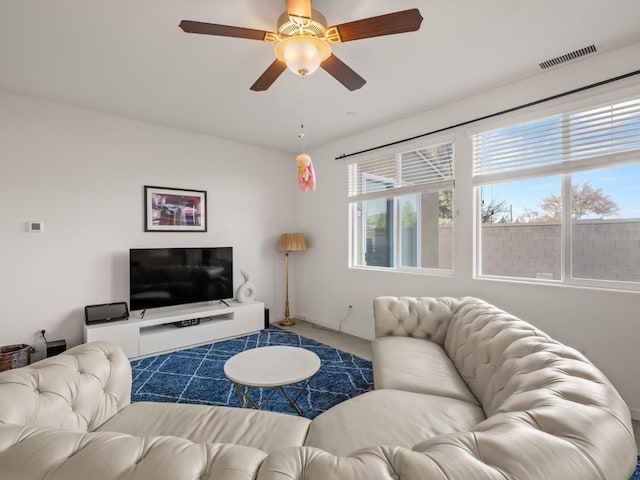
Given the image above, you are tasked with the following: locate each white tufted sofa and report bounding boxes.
[267,297,638,479]
[0,297,637,479]
[0,341,309,479]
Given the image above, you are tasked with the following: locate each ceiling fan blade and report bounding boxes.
[286,0,312,20]
[179,20,270,41]
[330,8,423,42]
[321,54,366,91]
[250,60,287,91]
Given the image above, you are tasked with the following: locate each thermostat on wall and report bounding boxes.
[27,221,44,232]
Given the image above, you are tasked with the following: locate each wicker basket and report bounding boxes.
[0,344,33,372]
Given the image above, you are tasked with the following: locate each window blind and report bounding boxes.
[472,96,640,185]
[348,142,454,202]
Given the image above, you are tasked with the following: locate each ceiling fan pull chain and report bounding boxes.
[299,76,306,153]
[295,73,315,192]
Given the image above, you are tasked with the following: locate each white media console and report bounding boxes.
[84,300,264,358]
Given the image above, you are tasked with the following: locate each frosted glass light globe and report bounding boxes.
[274,36,331,77]
[284,41,321,76]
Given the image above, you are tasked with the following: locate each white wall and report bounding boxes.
[295,42,640,419]
[1,43,638,420]
[0,91,296,359]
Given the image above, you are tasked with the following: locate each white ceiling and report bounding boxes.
[1,0,640,154]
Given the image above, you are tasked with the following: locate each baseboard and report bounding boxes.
[307,318,340,332]
[630,406,640,421]
[294,315,341,332]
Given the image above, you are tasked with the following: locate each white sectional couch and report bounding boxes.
[0,341,309,479]
[0,297,636,479]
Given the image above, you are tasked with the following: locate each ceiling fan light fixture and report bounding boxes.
[181,6,423,91]
[275,36,331,77]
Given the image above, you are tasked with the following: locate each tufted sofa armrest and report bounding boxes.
[373,296,461,345]
[0,423,266,480]
[0,341,131,432]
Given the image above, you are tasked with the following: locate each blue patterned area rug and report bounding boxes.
[632,457,640,480]
[130,326,373,419]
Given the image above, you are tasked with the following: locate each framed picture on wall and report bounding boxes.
[144,185,207,232]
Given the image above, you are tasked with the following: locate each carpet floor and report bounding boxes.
[130,326,373,419]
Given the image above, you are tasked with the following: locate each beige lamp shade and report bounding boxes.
[278,233,307,252]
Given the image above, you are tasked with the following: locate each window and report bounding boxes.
[571,163,640,282]
[348,140,454,272]
[480,176,562,280]
[473,95,640,286]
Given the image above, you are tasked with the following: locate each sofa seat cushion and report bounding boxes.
[304,389,485,457]
[372,336,479,405]
[95,402,310,454]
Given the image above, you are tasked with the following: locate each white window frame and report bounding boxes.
[346,134,455,275]
[471,83,640,291]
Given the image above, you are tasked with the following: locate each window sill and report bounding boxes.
[475,274,640,293]
[349,265,455,278]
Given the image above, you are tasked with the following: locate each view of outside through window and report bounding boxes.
[399,191,453,268]
[361,197,393,267]
[354,190,453,269]
[481,176,562,279]
[572,164,640,281]
[476,96,640,284]
[480,163,640,282]
[349,95,639,285]
[350,141,454,271]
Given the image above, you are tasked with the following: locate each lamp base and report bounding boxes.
[278,318,296,327]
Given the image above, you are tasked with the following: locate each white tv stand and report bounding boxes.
[83,301,264,358]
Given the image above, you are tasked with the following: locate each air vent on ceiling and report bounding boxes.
[539,44,597,70]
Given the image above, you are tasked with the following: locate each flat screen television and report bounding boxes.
[129,247,233,311]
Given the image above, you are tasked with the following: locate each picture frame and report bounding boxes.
[144,185,207,232]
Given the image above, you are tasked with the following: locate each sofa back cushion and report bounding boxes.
[443,297,631,418]
[0,341,131,432]
[443,298,541,414]
[373,296,460,343]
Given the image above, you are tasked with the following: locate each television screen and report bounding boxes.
[129,247,233,311]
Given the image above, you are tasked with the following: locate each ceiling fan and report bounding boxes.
[179,0,423,91]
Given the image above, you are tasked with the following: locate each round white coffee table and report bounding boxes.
[224,346,321,416]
